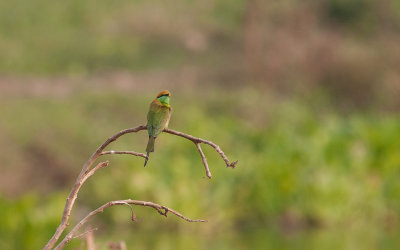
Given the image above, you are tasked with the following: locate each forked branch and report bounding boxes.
[45,125,237,249]
[164,128,238,172]
[54,199,206,249]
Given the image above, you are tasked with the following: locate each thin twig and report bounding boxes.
[73,228,98,239]
[54,199,206,249]
[81,161,109,184]
[85,229,96,250]
[195,143,212,178]
[120,201,136,221]
[164,128,238,169]
[101,150,148,159]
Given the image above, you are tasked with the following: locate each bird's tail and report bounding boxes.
[144,136,155,167]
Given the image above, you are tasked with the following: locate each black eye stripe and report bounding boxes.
[159,94,170,97]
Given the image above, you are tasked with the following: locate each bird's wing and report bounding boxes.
[147,102,170,137]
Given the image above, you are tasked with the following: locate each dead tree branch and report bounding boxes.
[164,128,238,176]
[45,125,237,249]
[54,199,206,249]
[45,125,147,250]
[101,150,148,159]
[81,161,109,184]
[195,143,211,178]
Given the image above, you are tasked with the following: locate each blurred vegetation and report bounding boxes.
[1,0,400,249]
[1,89,400,249]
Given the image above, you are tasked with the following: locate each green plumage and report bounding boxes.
[144,90,172,166]
[146,136,156,153]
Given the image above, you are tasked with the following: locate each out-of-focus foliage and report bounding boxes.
[1,0,400,249]
[1,88,400,249]
[0,0,244,74]
[0,0,399,111]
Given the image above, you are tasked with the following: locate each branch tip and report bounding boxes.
[164,128,237,175]
[228,160,238,168]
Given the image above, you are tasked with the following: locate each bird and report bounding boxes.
[144,90,172,166]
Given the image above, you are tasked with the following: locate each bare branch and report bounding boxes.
[164,128,238,169]
[45,125,147,250]
[120,201,136,222]
[159,204,207,222]
[195,143,212,178]
[46,125,235,249]
[101,150,148,160]
[73,228,98,240]
[54,199,206,249]
[85,230,96,250]
[81,161,109,184]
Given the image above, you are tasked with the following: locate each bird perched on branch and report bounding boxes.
[144,90,172,166]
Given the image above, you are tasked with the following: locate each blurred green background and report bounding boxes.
[1,0,400,249]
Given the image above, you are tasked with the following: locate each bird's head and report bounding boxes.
[156,90,171,105]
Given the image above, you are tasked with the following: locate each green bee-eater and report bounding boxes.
[144,90,172,166]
